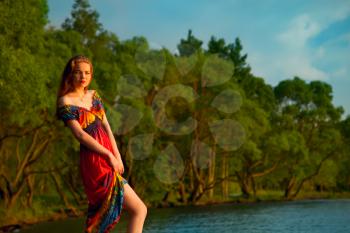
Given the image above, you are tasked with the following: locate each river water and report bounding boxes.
[20,199,350,233]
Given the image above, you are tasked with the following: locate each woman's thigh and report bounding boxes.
[123,183,147,214]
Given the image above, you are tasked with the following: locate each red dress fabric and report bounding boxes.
[57,90,127,233]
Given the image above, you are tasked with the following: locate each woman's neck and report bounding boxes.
[73,87,86,96]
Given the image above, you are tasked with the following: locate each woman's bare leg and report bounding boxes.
[123,183,147,233]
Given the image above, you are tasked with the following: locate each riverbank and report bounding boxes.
[198,190,350,206]
[152,190,350,208]
[0,205,86,233]
[1,191,350,233]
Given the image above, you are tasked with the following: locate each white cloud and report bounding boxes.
[315,0,350,23]
[265,11,349,82]
[278,56,328,80]
[277,14,321,48]
[149,41,164,50]
[332,68,348,79]
[249,12,328,83]
[315,46,325,59]
[249,50,327,83]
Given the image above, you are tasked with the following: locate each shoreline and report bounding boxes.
[1,193,350,233]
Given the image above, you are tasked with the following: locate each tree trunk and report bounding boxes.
[51,173,80,216]
[26,175,35,208]
[284,177,295,199]
[207,144,216,199]
[241,179,251,198]
[178,180,187,203]
[236,171,251,198]
[59,170,85,206]
[221,153,229,199]
[7,180,26,209]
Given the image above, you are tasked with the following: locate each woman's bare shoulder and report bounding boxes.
[58,90,95,108]
[57,95,72,108]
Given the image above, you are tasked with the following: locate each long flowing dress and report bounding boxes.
[57,90,128,233]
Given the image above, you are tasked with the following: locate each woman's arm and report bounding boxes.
[101,113,125,174]
[67,120,124,174]
[65,120,119,170]
[101,114,122,161]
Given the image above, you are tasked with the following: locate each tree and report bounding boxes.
[274,77,343,199]
[177,30,203,57]
[62,0,102,44]
[207,36,229,58]
[337,116,350,190]
[227,38,250,76]
[0,0,48,50]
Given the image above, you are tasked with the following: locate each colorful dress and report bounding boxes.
[57,90,128,233]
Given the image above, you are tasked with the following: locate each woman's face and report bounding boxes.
[71,62,92,90]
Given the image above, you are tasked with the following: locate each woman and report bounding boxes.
[56,55,147,233]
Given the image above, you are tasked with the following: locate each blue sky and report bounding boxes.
[48,0,350,116]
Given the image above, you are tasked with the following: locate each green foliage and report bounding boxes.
[0,48,50,126]
[62,0,102,42]
[177,30,203,56]
[1,0,350,227]
[0,0,48,50]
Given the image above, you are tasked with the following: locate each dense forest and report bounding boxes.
[1,0,350,227]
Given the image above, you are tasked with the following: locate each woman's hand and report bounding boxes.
[116,157,124,174]
[107,152,124,175]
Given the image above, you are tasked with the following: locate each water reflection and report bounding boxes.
[20,199,350,233]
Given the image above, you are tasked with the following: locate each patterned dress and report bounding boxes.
[57,90,128,233]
